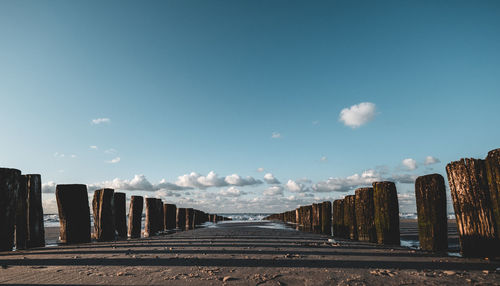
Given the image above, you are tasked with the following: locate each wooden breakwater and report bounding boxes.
[265,147,500,258]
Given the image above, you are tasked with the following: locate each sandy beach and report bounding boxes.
[1,220,499,285]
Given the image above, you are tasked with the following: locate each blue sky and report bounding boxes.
[1,0,499,213]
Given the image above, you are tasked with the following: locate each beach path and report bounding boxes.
[0,221,499,285]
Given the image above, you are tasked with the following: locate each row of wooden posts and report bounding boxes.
[0,172,231,251]
[265,148,500,258]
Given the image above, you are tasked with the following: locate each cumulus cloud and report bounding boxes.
[219,187,247,197]
[424,156,440,165]
[175,171,262,189]
[339,102,376,128]
[263,173,280,184]
[286,180,309,193]
[271,132,282,139]
[88,174,191,192]
[91,118,110,125]
[402,158,418,170]
[312,169,381,192]
[106,157,121,164]
[257,167,264,172]
[42,181,57,193]
[263,185,284,196]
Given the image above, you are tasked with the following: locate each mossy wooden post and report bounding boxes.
[446,158,498,257]
[144,198,157,237]
[113,192,127,238]
[15,175,28,250]
[56,184,91,244]
[332,200,344,237]
[186,208,194,229]
[92,188,115,241]
[415,174,448,252]
[486,148,500,234]
[0,168,20,251]
[321,201,332,235]
[164,204,176,230]
[372,181,400,245]
[25,174,45,248]
[128,196,143,238]
[177,208,187,230]
[344,196,357,240]
[355,187,376,242]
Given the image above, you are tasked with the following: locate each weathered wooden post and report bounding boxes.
[56,184,91,244]
[156,199,164,233]
[446,158,498,257]
[164,204,176,230]
[372,181,400,245]
[0,168,21,251]
[304,205,313,230]
[321,201,332,235]
[312,203,322,233]
[144,198,157,237]
[113,192,127,238]
[186,208,194,229]
[128,196,143,238]
[25,174,45,248]
[332,199,344,237]
[415,174,448,252]
[355,187,377,242]
[486,148,500,233]
[344,196,357,240]
[92,188,115,241]
[177,208,187,230]
[15,175,28,249]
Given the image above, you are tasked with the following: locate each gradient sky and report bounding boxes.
[1,0,499,214]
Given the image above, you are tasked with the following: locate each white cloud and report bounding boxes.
[257,167,264,172]
[91,118,110,125]
[175,171,262,189]
[104,148,118,154]
[42,181,57,193]
[390,173,418,184]
[271,132,282,139]
[53,152,65,158]
[339,102,376,128]
[263,173,280,184]
[89,145,98,150]
[70,154,77,158]
[263,185,284,196]
[286,179,309,193]
[219,187,247,197]
[106,157,121,164]
[320,156,328,162]
[312,169,381,192]
[424,156,440,165]
[402,158,418,170]
[88,174,191,192]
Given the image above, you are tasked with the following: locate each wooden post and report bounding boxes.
[128,196,143,238]
[415,174,448,252]
[15,175,28,250]
[446,158,498,257]
[321,201,332,235]
[56,184,91,244]
[144,198,157,237]
[164,204,176,230]
[332,199,344,238]
[186,208,194,229]
[372,181,400,245]
[25,174,45,248]
[295,208,300,224]
[113,192,127,238]
[355,187,377,242]
[312,203,322,233]
[486,148,500,234]
[304,205,313,230]
[156,199,164,233]
[92,188,115,241]
[177,208,186,230]
[344,196,357,240]
[0,168,21,251]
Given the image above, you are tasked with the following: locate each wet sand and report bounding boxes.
[1,220,498,285]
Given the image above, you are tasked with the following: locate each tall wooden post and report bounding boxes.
[92,188,115,241]
[372,181,400,245]
[304,205,313,230]
[177,208,187,230]
[164,204,176,230]
[446,158,498,257]
[0,168,21,251]
[415,174,448,252]
[113,192,127,238]
[25,174,45,248]
[344,196,357,240]
[144,198,157,237]
[186,208,194,229]
[486,148,500,234]
[355,187,377,242]
[15,175,28,249]
[156,199,164,233]
[332,199,344,237]
[128,196,143,238]
[56,184,91,244]
[321,201,332,235]
[312,203,322,233]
